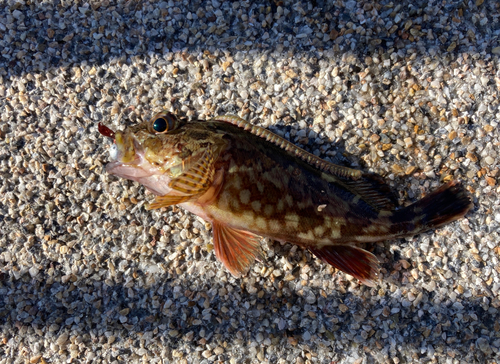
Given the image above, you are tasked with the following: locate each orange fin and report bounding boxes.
[309,245,380,287]
[145,195,193,210]
[212,221,263,277]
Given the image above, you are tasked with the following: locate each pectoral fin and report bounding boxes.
[309,245,380,287]
[146,147,219,210]
[212,222,263,277]
[145,195,193,210]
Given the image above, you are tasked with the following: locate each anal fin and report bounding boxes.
[145,195,193,210]
[309,245,380,287]
[212,222,263,277]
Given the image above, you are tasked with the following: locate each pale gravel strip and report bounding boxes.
[0,0,499,363]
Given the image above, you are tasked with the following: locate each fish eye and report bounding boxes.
[151,113,178,134]
[153,117,168,133]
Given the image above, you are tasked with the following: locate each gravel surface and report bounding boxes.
[1,0,500,363]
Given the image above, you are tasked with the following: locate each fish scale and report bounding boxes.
[100,111,473,286]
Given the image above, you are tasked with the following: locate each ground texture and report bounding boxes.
[1,0,500,363]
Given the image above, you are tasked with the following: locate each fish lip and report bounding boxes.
[132,137,144,157]
[105,160,155,178]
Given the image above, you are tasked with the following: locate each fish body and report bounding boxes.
[101,112,472,286]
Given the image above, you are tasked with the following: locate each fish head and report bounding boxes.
[100,111,226,196]
[100,111,187,195]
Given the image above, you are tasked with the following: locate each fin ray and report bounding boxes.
[212,222,263,277]
[392,180,472,232]
[145,195,193,210]
[212,115,363,180]
[343,173,399,211]
[309,245,380,286]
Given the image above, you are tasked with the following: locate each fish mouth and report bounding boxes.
[99,123,140,164]
[105,160,154,179]
[100,123,174,196]
[98,122,149,178]
[105,132,152,178]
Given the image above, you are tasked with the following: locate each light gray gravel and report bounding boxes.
[1,0,500,363]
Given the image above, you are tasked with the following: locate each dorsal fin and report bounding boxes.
[343,174,398,211]
[211,115,362,180]
[212,115,398,211]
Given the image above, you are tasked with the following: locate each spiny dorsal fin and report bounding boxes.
[211,115,362,180]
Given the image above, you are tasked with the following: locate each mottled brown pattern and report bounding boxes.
[137,118,467,250]
[103,112,473,285]
[196,121,386,246]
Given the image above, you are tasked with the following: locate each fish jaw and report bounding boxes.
[106,161,173,196]
[105,131,173,196]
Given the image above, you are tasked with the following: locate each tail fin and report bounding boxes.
[393,180,473,233]
[309,181,472,287]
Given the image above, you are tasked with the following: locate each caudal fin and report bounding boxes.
[393,180,473,233]
[309,181,472,286]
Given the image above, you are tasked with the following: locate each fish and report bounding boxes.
[99,111,473,286]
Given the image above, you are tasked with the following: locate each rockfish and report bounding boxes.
[99,112,472,286]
